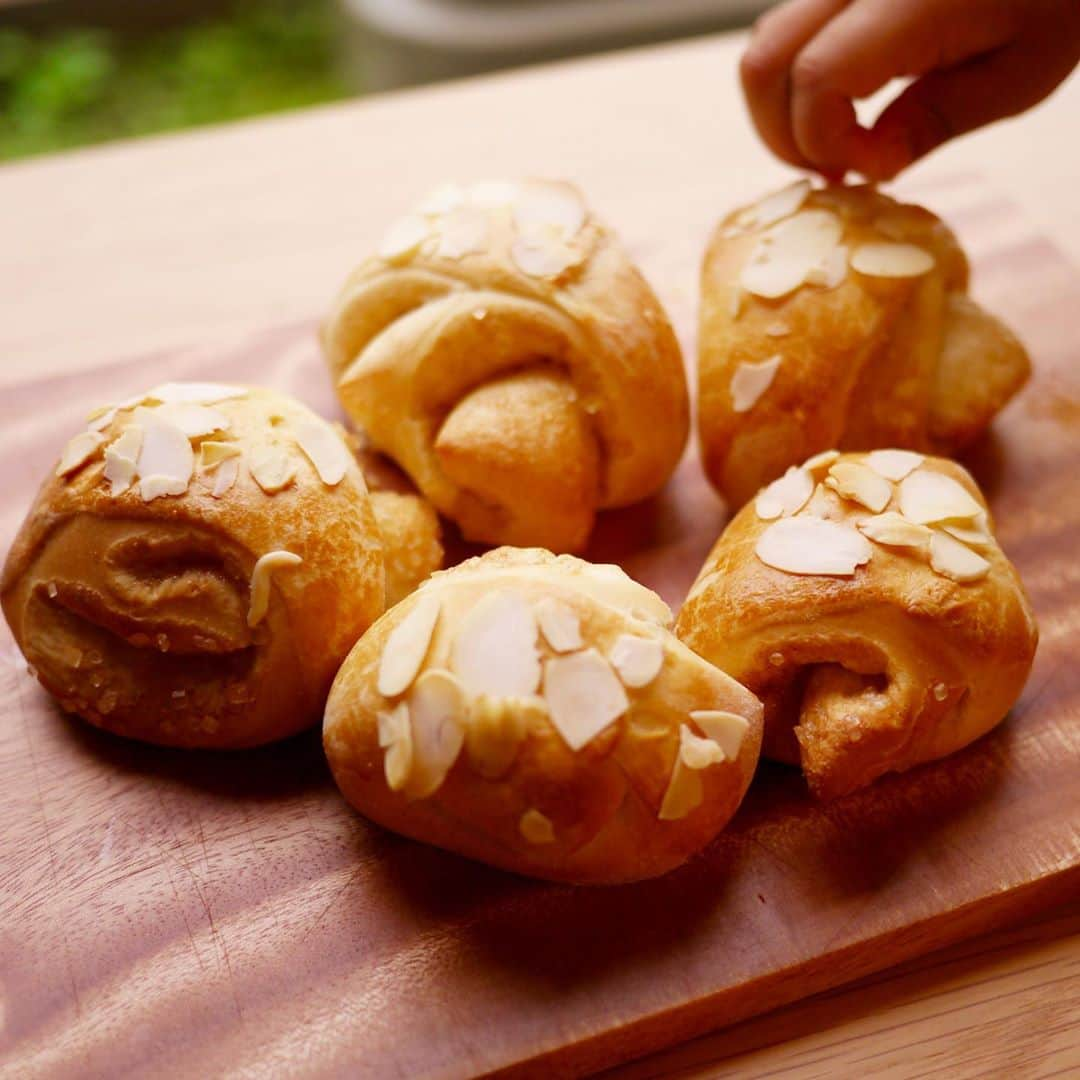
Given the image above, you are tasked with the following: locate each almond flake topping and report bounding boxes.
[513,185,586,238]
[659,754,703,821]
[739,180,811,230]
[435,207,490,259]
[858,512,931,548]
[941,512,992,547]
[56,431,105,477]
[825,461,892,513]
[378,593,441,697]
[146,383,246,406]
[293,416,351,486]
[740,209,844,299]
[807,243,848,289]
[756,465,814,520]
[152,402,231,439]
[609,634,664,689]
[451,590,540,699]
[519,808,556,845]
[247,550,302,627]
[134,406,194,501]
[534,597,583,653]
[416,183,467,216]
[103,425,143,495]
[377,702,413,791]
[200,440,241,467]
[898,470,982,524]
[543,648,628,752]
[465,695,535,778]
[866,449,924,481]
[929,531,991,583]
[407,669,466,798]
[756,516,872,576]
[210,455,240,498]
[731,354,781,413]
[469,180,520,208]
[511,233,582,279]
[690,710,749,760]
[679,724,726,770]
[249,444,296,494]
[765,320,790,337]
[87,407,117,432]
[850,242,935,278]
[379,215,431,260]
[804,449,840,472]
[729,286,744,320]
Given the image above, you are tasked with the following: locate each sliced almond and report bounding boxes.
[200,440,241,468]
[609,634,664,689]
[469,179,520,208]
[679,723,726,769]
[898,470,982,524]
[511,233,581,279]
[825,461,892,513]
[866,449,924,481]
[377,702,413,791]
[756,465,814,520]
[513,185,586,238]
[451,591,541,699]
[756,516,872,576]
[56,431,105,477]
[929,531,991,583]
[850,242,935,278]
[135,406,194,501]
[690,709,749,760]
[941,512,992,547]
[464,695,534,778]
[804,449,840,473]
[418,183,467,216]
[407,669,466,798]
[729,286,744,320]
[293,416,351,486]
[152,402,230,439]
[739,180,811,231]
[379,215,430,260]
[534,597,583,653]
[575,563,674,627]
[519,808,556,845]
[247,549,302,627]
[858,512,931,548]
[87,407,117,433]
[765,320,790,337]
[740,209,844,300]
[378,593,441,697]
[103,425,143,495]
[145,383,246,406]
[731,354,781,413]
[807,243,848,289]
[658,755,703,821]
[435,207,489,259]
[210,455,240,498]
[543,648,628,752]
[249,444,296,494]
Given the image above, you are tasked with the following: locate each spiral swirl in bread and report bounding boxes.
[1,383,442,749]
[321,179,688,552]
[324,548,762,884]
[699,181,1031,507]
[676,450,1037,799]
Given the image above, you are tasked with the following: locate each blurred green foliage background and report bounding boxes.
[0,1,350,161]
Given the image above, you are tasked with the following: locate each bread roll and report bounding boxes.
[324,548,762,884]
[676,450,1038,799]
[699,181,1031,507]
[1,383,441,749]
[321,179,688,552]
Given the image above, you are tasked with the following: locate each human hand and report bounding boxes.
[740,0,1080,181]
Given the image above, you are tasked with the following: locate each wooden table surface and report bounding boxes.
[2,30,1078,1079]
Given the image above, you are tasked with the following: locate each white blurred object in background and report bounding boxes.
[342,0,775,91]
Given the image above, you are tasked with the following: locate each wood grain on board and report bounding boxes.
[1,172,1078,1079]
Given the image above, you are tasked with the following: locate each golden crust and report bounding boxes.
[321,180,688,552]
[676,453,1038,800]
[324,548,763,884]
[698,184,1031,508]
[0,386,439,749]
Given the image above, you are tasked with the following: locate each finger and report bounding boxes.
[863,29,1080,179]
[739,0,855,172]
[788,0,1020,176]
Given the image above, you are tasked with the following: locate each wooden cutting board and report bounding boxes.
[1,174,1078,1079]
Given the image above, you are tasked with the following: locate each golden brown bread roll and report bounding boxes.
[699,181,1031,507]
[321,179,688,552]
[1,383,442,749]
[676,450,1038,800]
[324,548,763,884]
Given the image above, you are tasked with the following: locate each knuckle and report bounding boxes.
[790,50,834,96]
[739,44,777,92]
